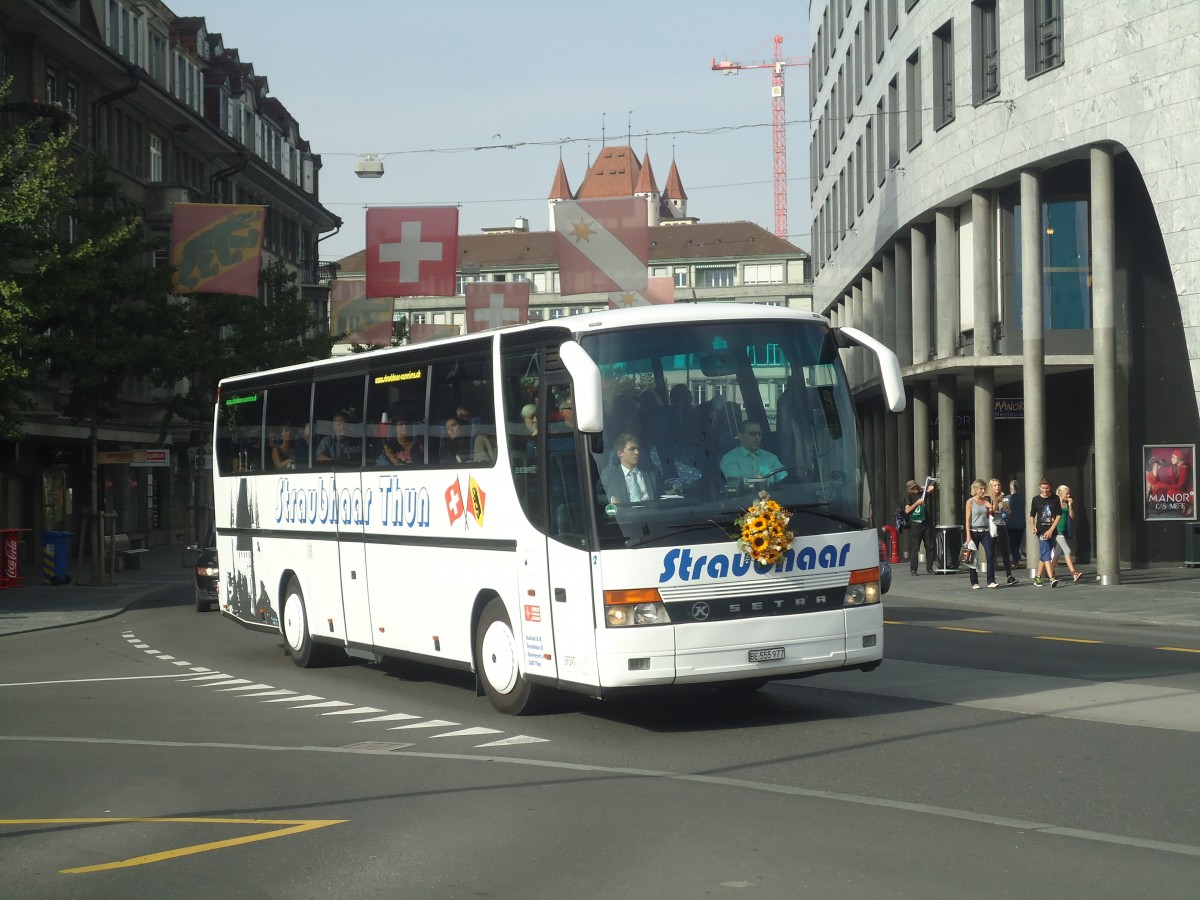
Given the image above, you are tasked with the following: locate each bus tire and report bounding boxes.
[475,597,545,715]
[282,578,332,668]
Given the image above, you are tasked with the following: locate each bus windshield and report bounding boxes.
[581,319,869,549]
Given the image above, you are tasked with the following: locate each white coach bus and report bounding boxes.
[212,304,904,714]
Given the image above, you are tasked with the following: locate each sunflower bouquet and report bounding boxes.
[733,491,795,565]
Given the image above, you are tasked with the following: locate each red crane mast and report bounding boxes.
[712,35,809,240]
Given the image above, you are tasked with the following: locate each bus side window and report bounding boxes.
[216,388,264,475]
[313,376,366,468]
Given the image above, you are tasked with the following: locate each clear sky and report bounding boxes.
[181,1,811,264]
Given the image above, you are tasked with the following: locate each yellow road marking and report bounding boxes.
[1156,646,1200,654]
[937,626,992,634]
[0,817,346,874]
[1035,636,1103,644]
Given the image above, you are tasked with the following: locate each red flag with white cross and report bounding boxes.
[366,207,459,298]
[554,197,649,296]
[445,479,465,526]
[465,282,530,333]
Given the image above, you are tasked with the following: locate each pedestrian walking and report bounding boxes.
[965,479,997,590]
[1029,478,1062,587]
[903,479,936,574]
[1007,479,1025,566]
[1050,484,1084,583]
[989,477,1017,585]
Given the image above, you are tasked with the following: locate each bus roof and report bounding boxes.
[217,303,828,389]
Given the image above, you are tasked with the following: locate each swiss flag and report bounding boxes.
[445,479,465,526]
[465,282,530,333]
[366,207,459,298]
[554,197,649,296]
[609,275,675,309]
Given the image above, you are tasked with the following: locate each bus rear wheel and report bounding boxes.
[475,597,546,715]
[282,578,333,668]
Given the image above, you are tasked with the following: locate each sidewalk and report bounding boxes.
[885,558,1200,629]
[2,544,1198,636]
[0,544,194,636]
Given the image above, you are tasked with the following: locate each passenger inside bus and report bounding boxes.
[602,433,658,505]
[315,410,361,464]
[271,424,298,469]
[377,415,424,466]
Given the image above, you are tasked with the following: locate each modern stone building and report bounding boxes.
[0,0,338,554]
[809,0,1200,575]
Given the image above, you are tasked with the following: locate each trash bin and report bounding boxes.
[41,530,73,585]
[1187,524,1200,568]
[934,524,963,574]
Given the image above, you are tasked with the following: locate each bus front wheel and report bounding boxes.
[475,597,545,715]
[282,578,332,668]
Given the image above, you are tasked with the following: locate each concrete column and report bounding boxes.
[878,403,888,525]
[935,209,957,361]
[938,375,958,524]
[850,285,864,387]
[1021,169,1046,576]
[972,190,995,481]
[974,369,995,481]
[913,382,931,481]
[884,395,899,521]
[1092,145,1119,585]
[898,387,915,495]
[972,190,994,359]
[894,239,913,368]
[911,227,930,364]
[862,274,876,383]
[870,262,885,381]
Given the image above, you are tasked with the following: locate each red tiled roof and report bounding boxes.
[548,159,572,200]
[576,145,641,199]
[634,152,660,195]
[664,159,687,200]
[335,220,802,273]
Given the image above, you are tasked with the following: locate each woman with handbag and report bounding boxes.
[989,477,1018,585]
[964,479,997,590]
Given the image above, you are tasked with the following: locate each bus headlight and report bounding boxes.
[845,567,882,605]
[604,588,671,627]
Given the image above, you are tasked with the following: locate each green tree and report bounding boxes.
[0,82,76,438]
[26,161,179,582]
[157,257,338,433]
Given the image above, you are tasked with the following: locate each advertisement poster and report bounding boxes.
[1143,444,1195,520]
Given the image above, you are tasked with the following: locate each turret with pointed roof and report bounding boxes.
[663,159,688,219]
[633,152,662,227]
[547,159,574,231]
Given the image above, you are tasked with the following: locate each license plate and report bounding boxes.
[748,646,785,662]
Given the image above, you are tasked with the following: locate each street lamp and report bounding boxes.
[355,155,384,178]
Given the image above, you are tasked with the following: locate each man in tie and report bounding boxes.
[720,419,785,488]
[603,433,657,505]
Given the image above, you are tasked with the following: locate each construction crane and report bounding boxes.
[712,35,809,240]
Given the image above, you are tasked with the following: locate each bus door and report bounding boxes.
[539,380,600,687]
[336,472,373,650]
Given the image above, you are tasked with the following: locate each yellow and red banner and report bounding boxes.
[171,203,265,297]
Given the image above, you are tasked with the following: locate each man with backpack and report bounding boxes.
[902,478,936,575]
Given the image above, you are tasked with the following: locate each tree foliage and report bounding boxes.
[156,257,338,434]
[0,81,77,438]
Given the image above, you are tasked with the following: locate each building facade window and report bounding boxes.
[865,116,875,200]
[44,67,58,103]
[905,51,922,150]
[698,266,736,288]
[933,21,954,131]
[744,263,784,285]
[149,133,163,182]
[1026,0,1064,77]
[972,1,1000,105]
[1008,192,1092,330]
[887,77,900,168]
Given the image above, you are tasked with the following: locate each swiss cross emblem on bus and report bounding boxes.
[365,207,459,298]
[445,477,486,528]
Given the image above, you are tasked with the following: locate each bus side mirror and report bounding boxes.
[558,340,604,434]
[833,326,907,413]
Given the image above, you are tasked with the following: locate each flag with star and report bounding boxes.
[609,275,675,309]
[465,282,530,333]
[366,207,459,298]
[554,197,649,296]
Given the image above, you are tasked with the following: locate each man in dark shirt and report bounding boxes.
[903,479,935,574]
[1029,478,1062,587]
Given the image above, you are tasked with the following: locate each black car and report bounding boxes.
[191,525,219,612]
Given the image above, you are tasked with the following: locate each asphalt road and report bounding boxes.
[1,585,1198,898]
